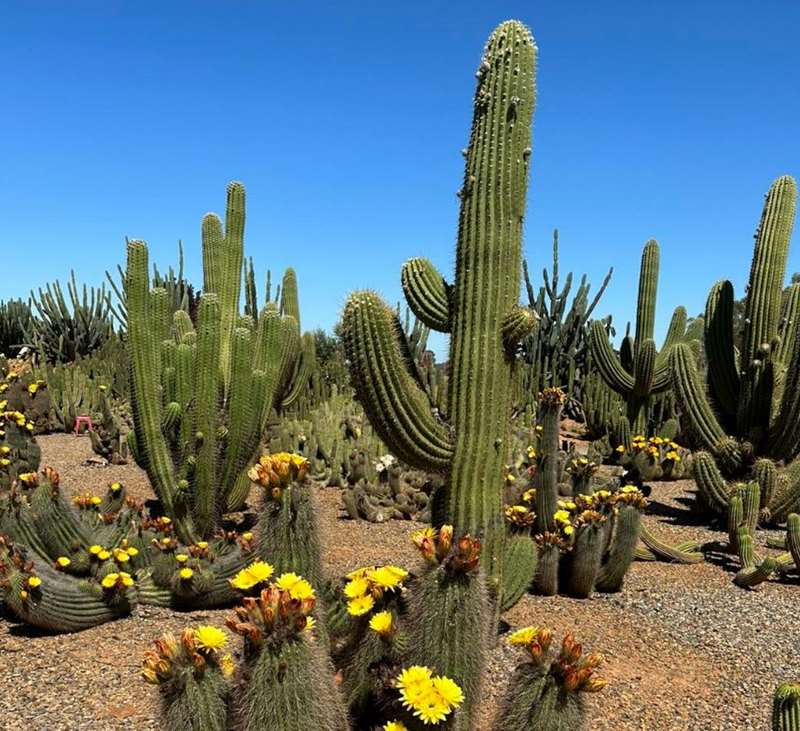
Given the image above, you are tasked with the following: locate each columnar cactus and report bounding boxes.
[589,239,689,434]
[126,182,309,539]
[494,627,607,731]
[669,176,798,521]
[342,20,537,587]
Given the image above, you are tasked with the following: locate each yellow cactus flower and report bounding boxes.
[110,482,122,492]
[384,722,409,731]
[27,383,39,395]
[89,544,103,555]
[27,576,42,588]
[241,532,253,542]
[563,525,574,536]
[101,573,119,588]
[615,445,625,453]
[553,509,571,523]
[196,541,209,549]
[194,625,227,652]
[179,568,194,580]
[344,576,369,598]
[367,565,408,590]
[175,554,189,563]
[369,610,394,636]
[508,626,539,646]
[0,459,10,467]
[97,550,111,561]
[56,556,71,568]
[432,675,464,708]
[127,546,139,557]
[90,496,102,506]
[220,654,235,678]
[119,572,134,587]
[19,590,28,600]
[0,446,9,454]
[347,594,375,616]
[275,572,315,600]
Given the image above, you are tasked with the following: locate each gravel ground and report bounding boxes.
[1,434,798,730]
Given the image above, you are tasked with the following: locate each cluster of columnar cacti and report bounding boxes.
[668,176,798,523]
[502,388,647,598]
[590,239,693,436]
[107,240,200,330]
[126,181,313,536]
[520,230,613,416]
[494,627,607,731]
[343,20,538,599]
[0,298,33,357]
[25,271,115,363]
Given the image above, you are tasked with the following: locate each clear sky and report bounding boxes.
[2,1,799,357]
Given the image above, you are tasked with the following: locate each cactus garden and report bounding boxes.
[2,8,800,731]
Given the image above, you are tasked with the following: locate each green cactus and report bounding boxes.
[126,182,306,540]
[406,530,489,731]
[590,239,687,434]
[342,21,537,591]
[773,683,800,731]
[494,627,607,731]
[669,176,798,521]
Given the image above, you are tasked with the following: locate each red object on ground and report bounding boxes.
[74,416,94,434]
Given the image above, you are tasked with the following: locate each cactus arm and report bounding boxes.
[692,451,730,513]
[342,291,454,472]
[668,343,728,452]
[201,214,223,298]
[704,280,740,419]
[401,257,452,333]
[502,305,539,352]
[192,294,221,536]
[659,305,687,356]
[278,267,301,328]
[126,241,191,535]
[589,320,635,394]
[770,328,800,461]
[632,339,656,397]
[634,239,659,352]
[776,283,800,365]
[281,331,316,409]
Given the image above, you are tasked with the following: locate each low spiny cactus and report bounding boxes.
[494,627,607,731]
[773,682,800,731]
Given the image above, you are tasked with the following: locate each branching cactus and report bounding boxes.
[494,627,607,731]
[342,20,538,590]
[668,176,798,521]
[589,239,690,434]
[141,626,233,731]
[126,182,311,539]
[406,526,489,731]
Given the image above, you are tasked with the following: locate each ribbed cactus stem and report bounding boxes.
[634,240,659,350]
[773,683,800,731]
[535,388,563,534]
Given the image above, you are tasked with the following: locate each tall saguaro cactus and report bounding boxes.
[342,20,537,585]
[127,182,305,540]
[669,176,798,519]
[589,239,689,433]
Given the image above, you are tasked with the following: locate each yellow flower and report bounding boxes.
[27,383,39,395]
[553,510,571,523]
[526,445,536,458]
[241,532,253,541]
[220,654,235,678]
[90,496,102,506]
[615,445,625,453]
[161,517,172,525]
[563,525,574,536]
[304,616,317,633]
[508,626,539,646]
[344,576,369,598]
[113,549,130,563]
[522,488,536,502]
[196,541,208,549]
[245,561,274,584]
[0,459,10,467]
[97,550,111,561]
[194,625,227,652]
[230,569,258,591]
[101,573,119,588]
[19,590,28,600]
[127,546,139,557]
[175,554,189,563]
[432,676,464,708]
[119,572,134,587]
[0,446,9,454]
[27,576,42,588]
[89,545,103,555]
[397,665,433,705]
[367,565,408,590]
[275,572,314,599]
[369,610,394,636]
[347,594,375,616]
[384,722,409,731]
[110,482,122,492]
[179,568,194,580]
[56,556,71,568]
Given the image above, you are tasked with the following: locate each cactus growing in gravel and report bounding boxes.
[494,627,607,731]
[126,182,310,539]
[141,626,231,731]
[226,580,348,731]
[669,176,798,522]
[342,20,537,590]
[589,239,689,435]
[406,527,489,731]
[773,683,800,731]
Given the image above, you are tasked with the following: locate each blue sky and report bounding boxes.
[2,1,798,357]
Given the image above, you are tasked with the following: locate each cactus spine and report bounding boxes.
[342,21,536,588]
[774,683,800,731]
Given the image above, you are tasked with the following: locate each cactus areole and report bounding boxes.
[342,20,537,586]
